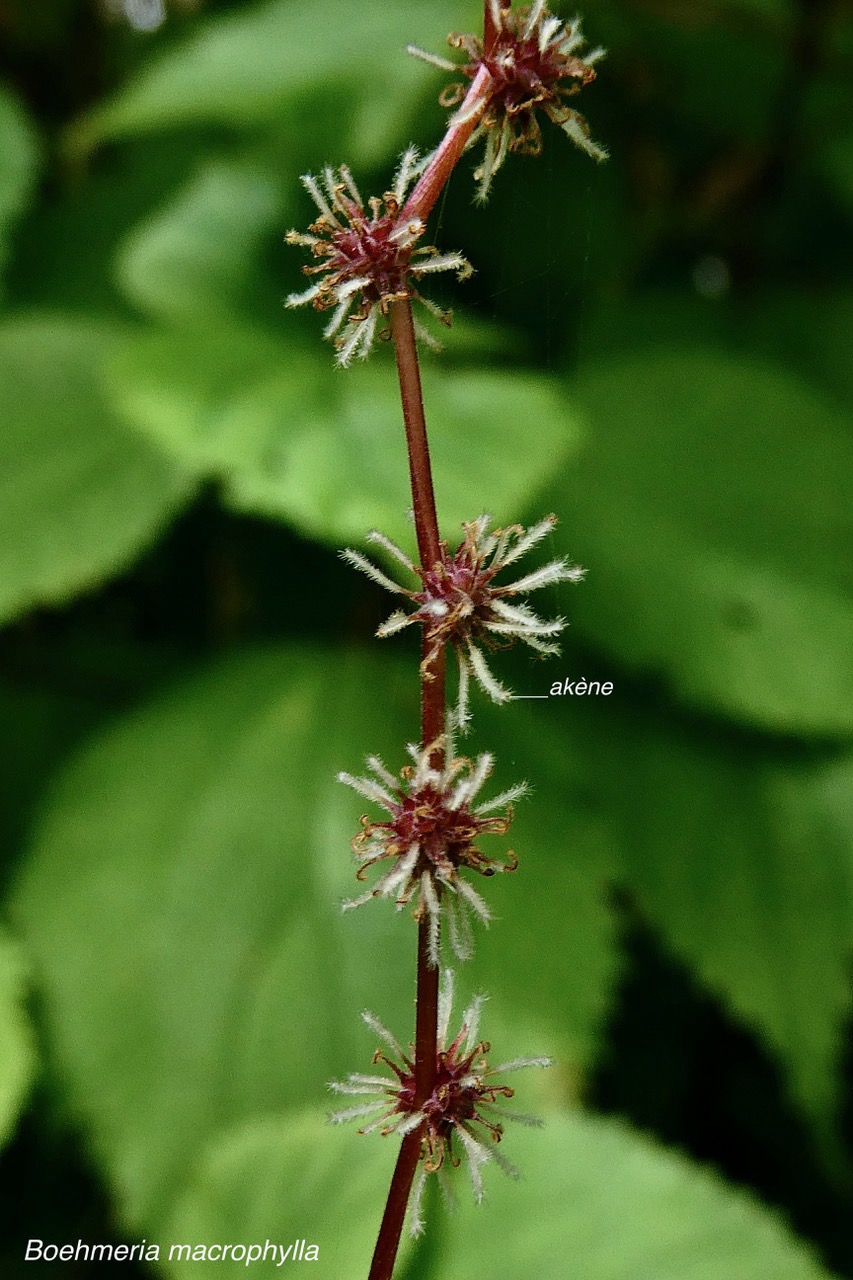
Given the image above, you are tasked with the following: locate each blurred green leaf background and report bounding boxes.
[1,0,852,1276]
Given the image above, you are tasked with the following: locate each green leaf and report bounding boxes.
[164,1110,829,1280]
[469,816,620,1087]
[550,349,853,735]
[13,648,403,1228]
[107,322,286,476]
[108,328,585,548]
[451,1111,829,1279]
[0,86,39,285]
[473,702,621,1079]
[556,694,853,1161]
[0,316,193,624]
[0,927,36,1149]
[12,646,616,1230]
[0,680,102,889]
[115,158,285,324]
[9,134,218,313]
[76,0,478,151]
[163,1113,407,1279]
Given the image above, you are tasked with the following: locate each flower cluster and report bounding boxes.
[410,0,607,199]
[343,515,584,727]
[305,3,605,1244]
[330,971,551,1232]
[338,740,524,965]
[285,148,471,364]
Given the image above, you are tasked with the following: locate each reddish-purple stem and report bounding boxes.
[366,1132,423,1280]
[389,297,446,1096]
[367,14,496,1275]
[389,301,442,573]
[483,0,499,53]
[365,307,446,1280]
[401,64,492,225]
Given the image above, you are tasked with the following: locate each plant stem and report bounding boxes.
[366,1132,422,1280]
[367,31,496,1272]
[365,916,442,1280]
[389,297,445,1090]
[390,300,442,573]
[366,301,448,1280]
[401,64,492,224]
[414,913,441,1103]
[483,0,498,54]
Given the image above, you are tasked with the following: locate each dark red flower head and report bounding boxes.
[330,971,552,1232]
[410,2,607,199]
[285,148,471,364]
[338,740,524,964]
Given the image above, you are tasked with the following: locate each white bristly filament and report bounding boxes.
[446,891,474,961]
[449,752,493,809]
[490,1055,554,1074]
[506,559,573,593]
[456,876,492,925]
[389,218,424,248]
[421,871,441,966]
[337,164,363,208]
[539,14,563,52]
[300,173,339,226]
[496,515,556,567]
[456,1125,489,1202]
[362,1009,407,1059]
[406,44,457,72]
[322,298,351,338]
[396,1110,427,1140]
[524,0,547,40]
[393,145,420,201]
[461,992,487,1050]
[365,755,397,788]
[335,274,372,300]
[366,529,417,573]
[376,610,414,638]
[414,252,470,275]
[561,112,609,162]
[466,641,511,704]
[438,969,455,1045]
[336,770,396,812]
[409,1166,428,1236]
[489,597,559,627]
[328,1101,386,1125]
[340,548,406,596]
[285,281,323,308]
[381,844,420,898]
[340,887,376,913]
[476,781,528,813]
[455,657,471,732]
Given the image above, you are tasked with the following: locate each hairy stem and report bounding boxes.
[366,911,443,1280]
[390,300,441,572]
[367,25,492,1270]
[390,300,448,755]
[483,0,498,54]
[366,303,448,1280]
[401,63,492,224]
[367,1132,423,1280]
[390,297,445,1087]
[414,913,441,1104]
